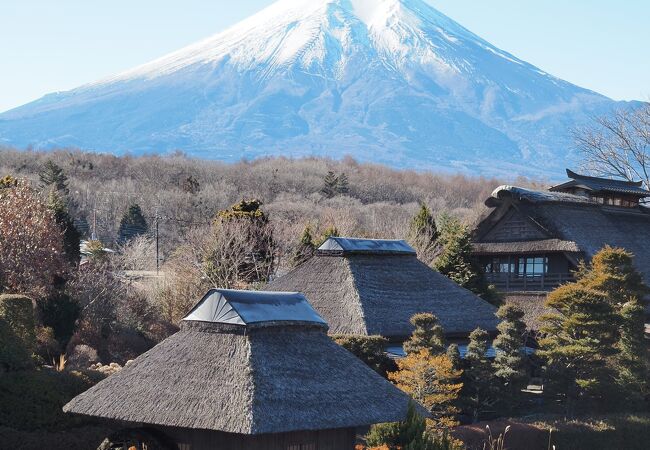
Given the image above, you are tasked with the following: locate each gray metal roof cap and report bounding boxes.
[183,289,327,327]
[318,237,416,255]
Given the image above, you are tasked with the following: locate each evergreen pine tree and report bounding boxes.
[433,214,500,305]
[292,225,316,267]
[321,171,339,198]
[403,313,446,355]
[118,204,149,242]
[538,284,619,416]
[540,247,648,414]
[336,172,349,195]
[47,188,81,264]
[408,204,438,263]
[492,304,527,413]
[446,343,462,372]
[463,328,497,422]
[616,298,649,404]
[366,403,448,449]
[39,160,68,194]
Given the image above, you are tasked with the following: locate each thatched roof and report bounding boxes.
[472,239,581,255]
[478,185,650,292]
[503,293,553,331]
[64,290,415,434]
[267,238,499,338]
[486,185,595,207]
[550,169,650,197]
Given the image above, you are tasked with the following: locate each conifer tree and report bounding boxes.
[292,225,316,267]
[39,160,68,194]
[118,204,149,242]
[321,171,339,198]
[336,172,349,195]
[463,328,496,422]
[616,298,649,403]
[540,247,648,413]
[47,188,81,264]
[538,284,618,416]
[492,304,527,413]
[403,313,445,355]
[446,343,462,372]
[433,214,499,305]
[408,204,438,263]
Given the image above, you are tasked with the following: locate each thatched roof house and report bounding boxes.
[64,289,416,450]
[473,169,650,327]
[267,237,499,340]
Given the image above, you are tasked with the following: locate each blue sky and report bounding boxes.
[0,0,648,112]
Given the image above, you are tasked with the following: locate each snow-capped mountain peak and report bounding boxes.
[0,0,631,177]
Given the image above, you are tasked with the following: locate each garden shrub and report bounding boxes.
[0,294,36,353]
[0,368,104,430]
[0,318,32,371]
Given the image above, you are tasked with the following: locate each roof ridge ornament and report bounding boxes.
[565,168,644,187]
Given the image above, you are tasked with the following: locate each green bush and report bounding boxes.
[0,318,32,371]
[0,369,104,430]
[38,291,80,348]
[0,425,112,450]
[0,294,36,352]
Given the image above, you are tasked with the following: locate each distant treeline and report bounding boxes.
[0,147,535,265]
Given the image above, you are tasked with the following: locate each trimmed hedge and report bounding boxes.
[0,294,36,352]
[0,369,104,430]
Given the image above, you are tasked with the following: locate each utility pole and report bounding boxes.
[155,214,160,275]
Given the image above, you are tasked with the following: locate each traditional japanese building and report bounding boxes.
[267,237,499,342]
[64,289,417,450]
[472,169,650,328]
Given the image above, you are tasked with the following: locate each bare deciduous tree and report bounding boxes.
[573,103,650,191]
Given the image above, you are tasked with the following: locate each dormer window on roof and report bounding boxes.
[183,289,327,328]
[317,237,416,255]
[550,169,650,208]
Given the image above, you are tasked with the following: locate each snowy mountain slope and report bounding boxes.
[0,0,635,177]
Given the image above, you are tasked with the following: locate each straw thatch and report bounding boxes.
[64,291,415,434]
[267,241,499,338]
[503,293,553,331]
[479,186,650,285]
[472,239,580,255]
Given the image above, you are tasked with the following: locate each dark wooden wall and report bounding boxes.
[483,209,547,242]
[160,426,356,450]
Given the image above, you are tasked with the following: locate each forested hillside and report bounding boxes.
[0,147,523,263]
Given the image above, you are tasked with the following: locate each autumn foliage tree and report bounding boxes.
[389,349,463,430]
[0,179,67,298]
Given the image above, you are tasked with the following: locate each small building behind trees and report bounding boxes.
[472,169,650,328]
[267,237,499,344]
[64,289,416,450]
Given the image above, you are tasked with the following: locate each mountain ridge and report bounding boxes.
[0,0,634,177]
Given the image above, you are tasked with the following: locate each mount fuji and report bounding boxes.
[0,0,635,177]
